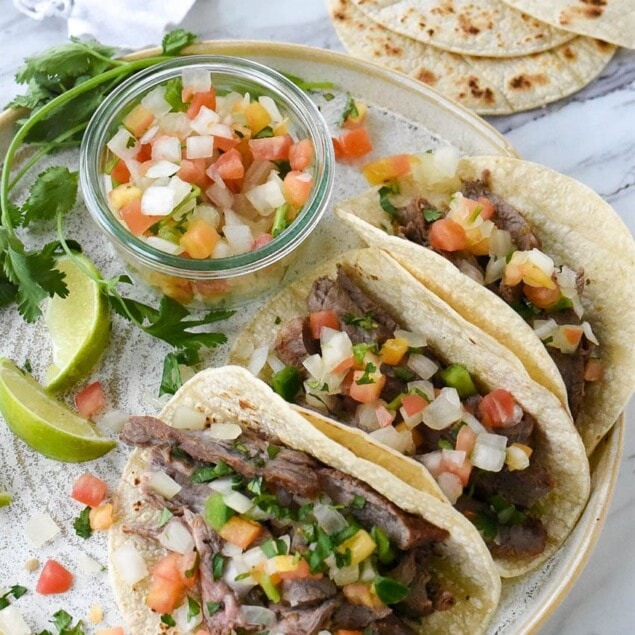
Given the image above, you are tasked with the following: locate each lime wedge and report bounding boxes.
[0,490,11,507]
[0,358,116,462]
[45,253,110,393]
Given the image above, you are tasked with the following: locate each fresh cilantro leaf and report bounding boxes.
[272,203,289,237]
[162,29,197,56]
[356,362,377,385]
[0,274,18,309]
[73,506,93,539]
[339,91,359,126]
[159,351,183,396]
[211,554,225,581]
[185,551,200,579]
[423,208,442,222]
[352,342,378,366]
[378,183,398,213]
[253,126,274,139]
[157,507,173,527]
[10,585,27,600]
[163,77,187,112]
[207,601,223,615]
[187,595,201,620]
[46,609,84,634]
[342,313,378,330]
[266,444,281,459]
[22,167,78,226]
[352,495,366,509]
[160,613,176,626]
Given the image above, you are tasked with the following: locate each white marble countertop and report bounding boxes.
[0,1,633,633]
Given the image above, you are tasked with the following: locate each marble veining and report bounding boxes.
[0,1,633,633]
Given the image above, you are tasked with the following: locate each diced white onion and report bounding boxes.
[141,185,175,216]
[526,248,555,278]
[206,181,234,209]
[422,387,462,430]
[582,321,599,345]
[223,491,254,514]
[419,450,443,478]
[159,113,191,139]
[433,146,460,179]
[506,445,531,471]
[437,471,463,504]
[140,124,159,145]
[146,236,184,255]
[210,477,235,495]
[209,123,234,139]
[394,328,426,348]
[0,604,31,635]
[258,95,283,123]
[112,540,149,585]
[241,605,277,627]
[369,425,414,454]
[488,228,513,258]
[193,204,221,228]
[223,557,256,591]
[107,128,137,160]
[247,345,269,376]
[190,105,221,135]
[78,552,102,575]
[533,318,558,341]
[303,354,324,380]
[168,175,192,208]
[321,328,353,374]
[441,448,467,467]
[407,353,438,380]
[212,239,233,259]
[206,423,243,440]
[186,135,214,159]
[461,411,487,434]
[25,511,60,548]
[99,409,128,433]
[407,380,435,401]
[245,180,286,214]
[158,520,195,554]
[152,135,182,163]
[355,403,381,432]
[399,403,424,429]
[147,471,182,499]
[141,86,171,118]
[224,224,254,255]
[331,563,360,586]
[172,598,203,632]
[313,503,348,535]
[145,160,180,178]
[267,353,286,374]
[182,68,212,94]
[171,404,207,430]
[484,255,507,285]
[471,433,507,472]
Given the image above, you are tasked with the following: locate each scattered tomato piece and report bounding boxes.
[309,310,341,340]
[428,218,467,252]
[71,473,108,507]
[75,381,106,419]
[110,160,130,184]
[219,516,263,549]
[333,127,373,161]
[36,560,73,595]
[186,89,217,119]
[478,389,516,428]
[362,154,413,185]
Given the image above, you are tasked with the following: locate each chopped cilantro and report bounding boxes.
[207,601,223,615]
[378,180,400,213]
[160,614,176,627]
[187,596,201,620]
[423,208,442,222]
[157,507,173,528]
[339,91,359,126]
[352,495,366,509]
[267,444,281,459]
[356,362,377,385]
[191,461,235,483]
[342,313,379,330]
[211,554,225,581]
[73,506,92,540]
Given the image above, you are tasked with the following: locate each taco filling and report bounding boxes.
[374,163,601,420]
[253,265,555,560]
[119,415,456,634]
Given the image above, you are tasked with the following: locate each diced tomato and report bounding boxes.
[477,197,495,220]
[309,310,341,340]
[186,89,217,119]
[349,371,386,403]
[478,389,517,428]
[146,577,183,613]
[135,143,152,162]
[95,629,124,635]
[362,154,413,185]
[283,171,313,208]
[89,503,114,530]
[178,158,209,189]
[401,393,428,418]
[36,560,73,595]
[289,139,314,171]
[75,381,106,419]
[275,556,314,581]
[375,402,396,428]
[123,104,154,137]
[455,424,477,455]
[442,453,472,486]
[212,148,245,180]
[110,159,131,184]
[214,134,239,152]
[333,127,373,161]
[523,283,561,309]
[179,219,219,259]
[120,199,162,236]
[219,516,263,549]
[152,552,197,589]
[71,473,108,507]
[253,233,273,250]
[249,135,292,161]
[428,218,467,252]
[332,356,355,375]
[584,358,604,382]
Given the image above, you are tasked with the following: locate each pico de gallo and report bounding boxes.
[361,150,602,420]
[103,68,317,259]
[118,414,456,634]
[250,265,555,559]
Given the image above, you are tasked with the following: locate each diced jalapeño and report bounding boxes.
[438,363,477,398]
[204,492,234,531]
[271,366,302,402]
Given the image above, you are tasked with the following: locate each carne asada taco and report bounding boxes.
[229,248,590,577]
[334,153,635,453]
[109,365,501,634]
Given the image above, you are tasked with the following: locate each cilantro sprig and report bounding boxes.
[0,31,237,360]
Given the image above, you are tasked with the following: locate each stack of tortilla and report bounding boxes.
[327,0,633,114]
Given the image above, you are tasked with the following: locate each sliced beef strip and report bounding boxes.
[372,614,418,635]
[274,316,316,369]
[331,601,391,630]
[122,416,322,499]
[280,577,337,608]
[183,510,244,635]
[395,569,433,619]
[461,174,541,251]
[307,266,398,345]
[318,467,449,550]
[491,516,548,559]
[473,462,555,509]
[496,412,535,445]
[395,198,430,246]
[275,597,339,635]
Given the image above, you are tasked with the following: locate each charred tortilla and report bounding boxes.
[334,155,635,453]
[229,249,590,577]
[109,366,501,634]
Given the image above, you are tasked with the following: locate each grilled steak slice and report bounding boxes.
[490,516,548,559]
[307,267,398,345]
[372,614,418,635]
[319,468,448,550]
[462,174,541,251]
[474,462,555,509]
[263,447,322,499]
[496,412,536,445]
[274,316,315,368]
[395,198,429,246]
[331,601,391,629]
[276,598,339,634]
[280,577,337,608]
[183,510,243,635]
[396,569,433,619]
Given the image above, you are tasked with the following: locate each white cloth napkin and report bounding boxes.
[13,0,197,49]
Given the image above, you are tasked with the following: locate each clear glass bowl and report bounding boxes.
[80,55,334,308]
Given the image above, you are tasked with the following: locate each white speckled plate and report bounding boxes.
[0,41,621,634]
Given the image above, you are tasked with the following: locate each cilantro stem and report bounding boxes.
[0,55,173,236]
